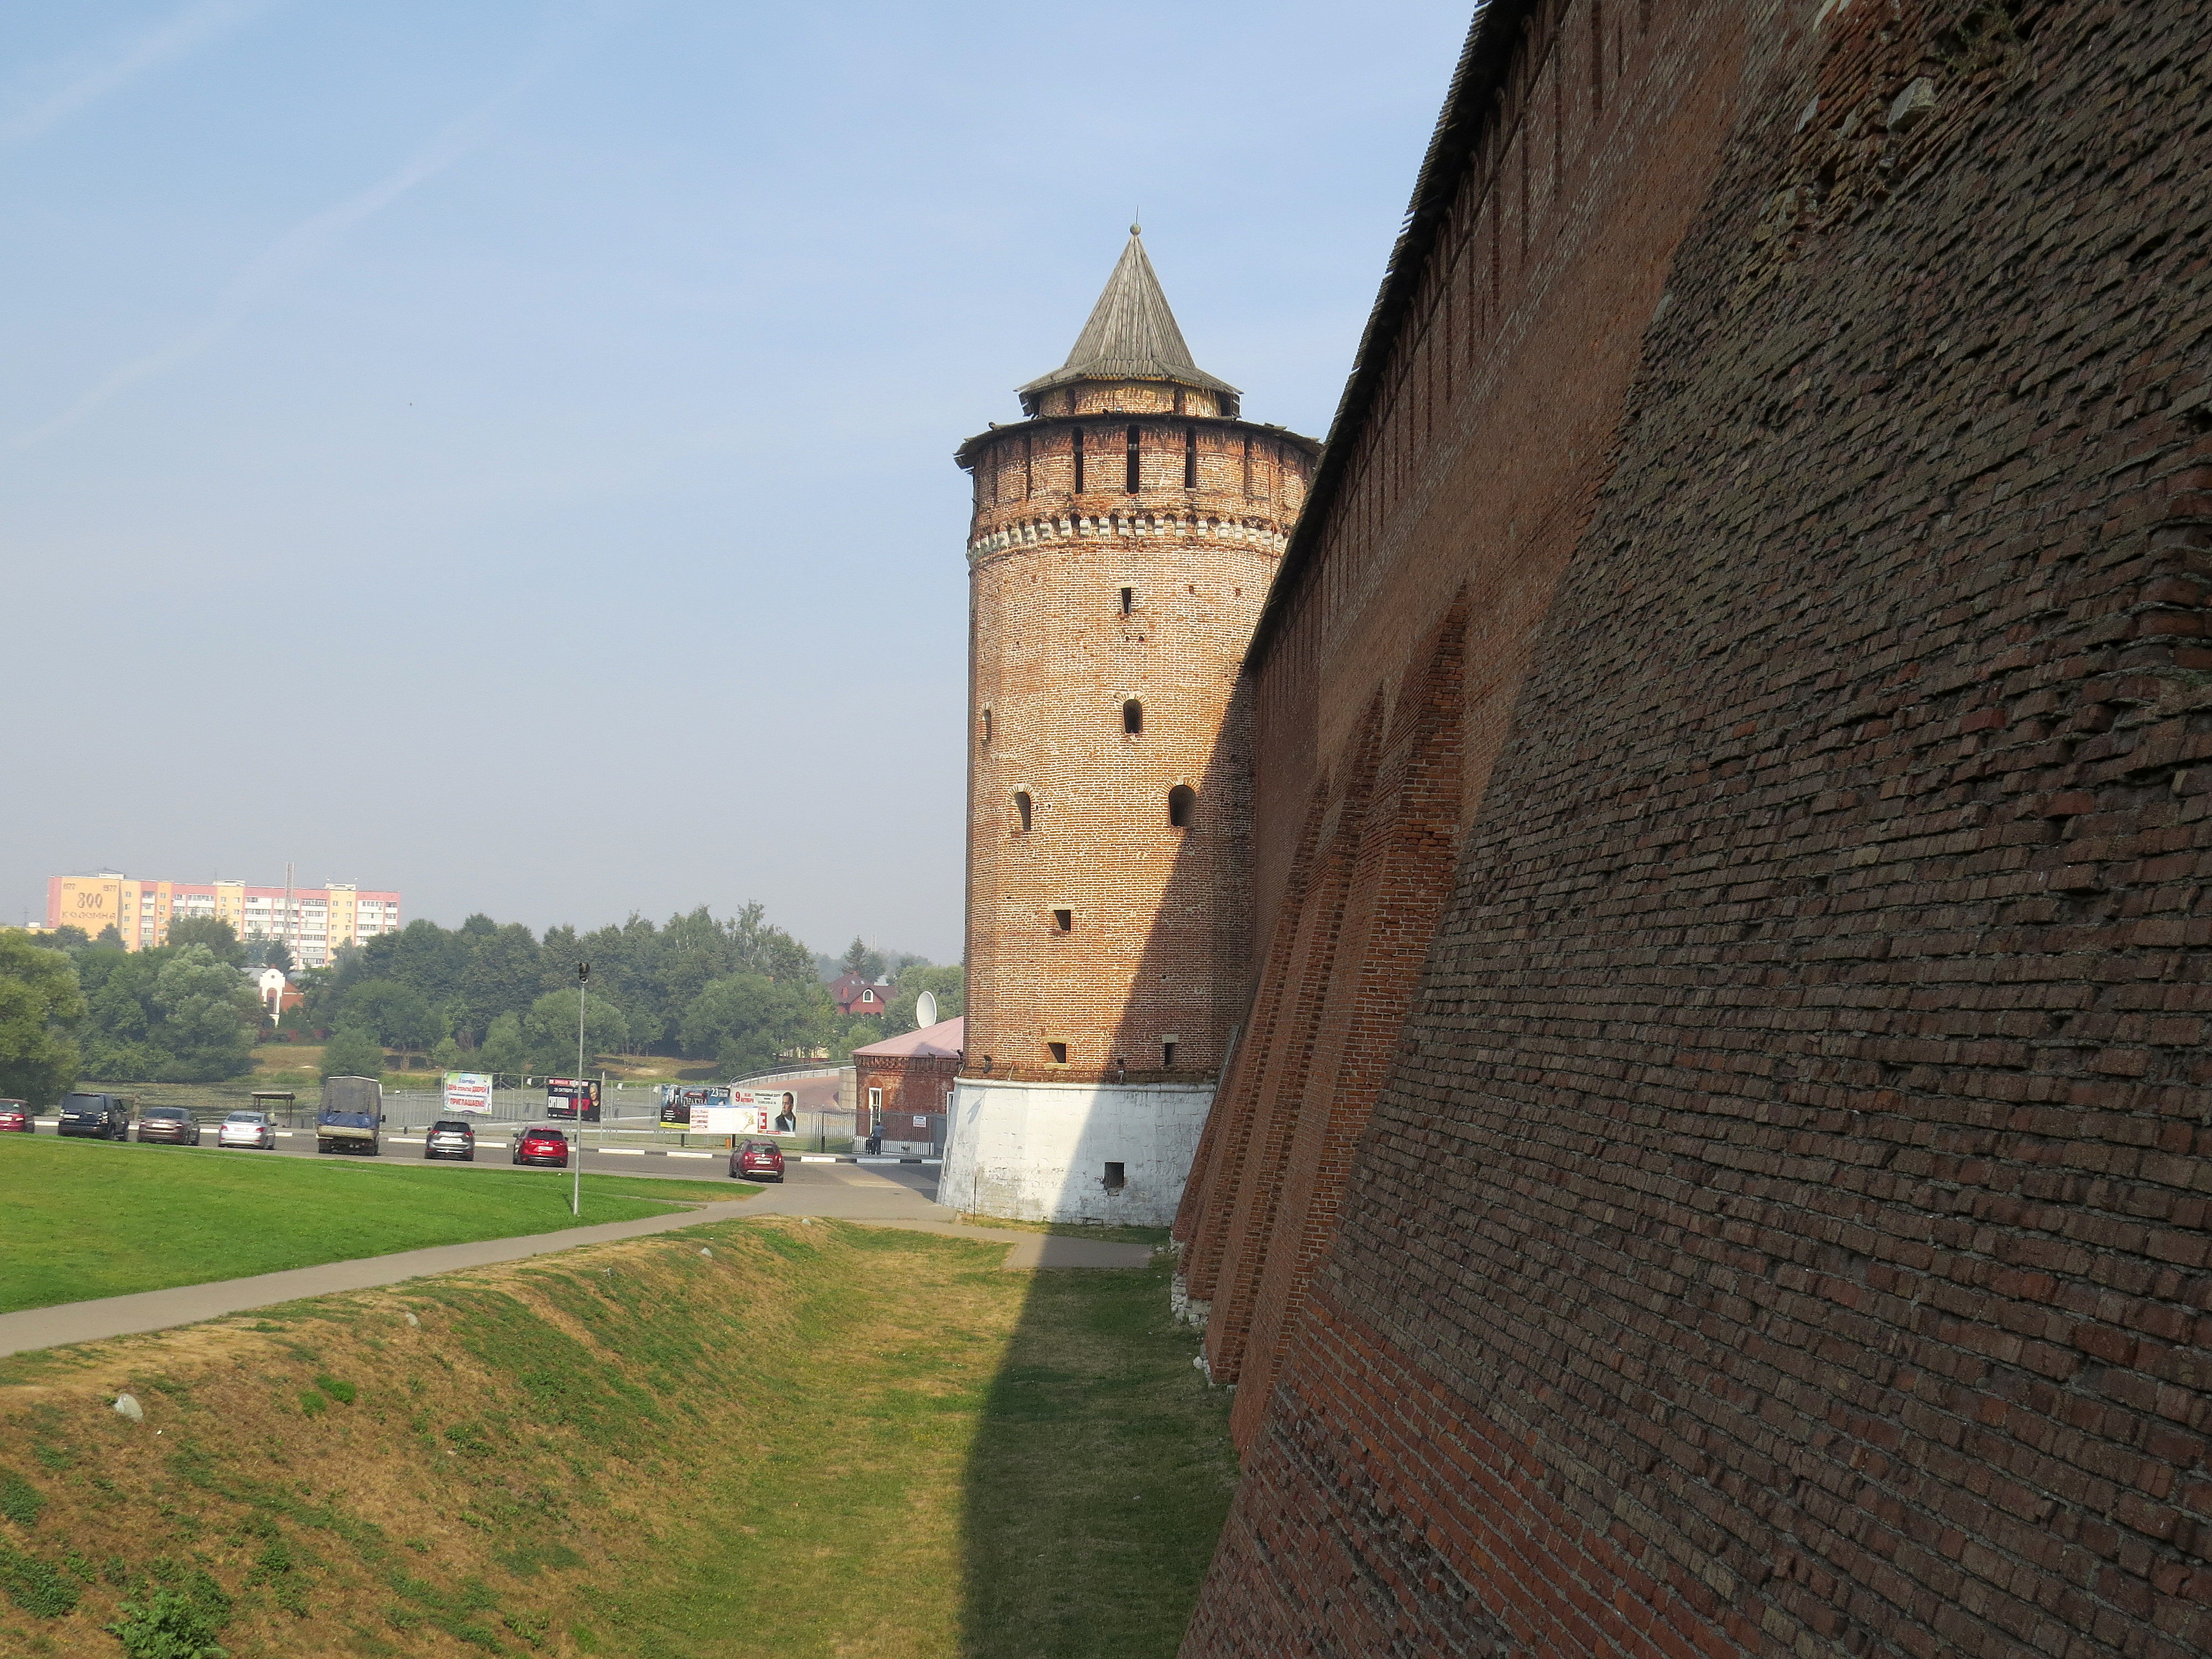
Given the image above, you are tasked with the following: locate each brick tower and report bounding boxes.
[940,228,1319,1225]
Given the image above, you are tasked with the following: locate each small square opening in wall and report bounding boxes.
[1103,1161,1126,1194]
[1047,1042,1068,1065]
[1052,908,1072,932]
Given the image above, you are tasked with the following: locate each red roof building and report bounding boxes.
[851,1016,963,1152]
[830,973,895,1017]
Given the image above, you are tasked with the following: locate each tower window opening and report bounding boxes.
[1185,426,1198,488]
[1103,1161,1126,1194]
[1242,435,1254,498]
[1161,1040,1177,1068]
[1167,785,1196,828]
[1014,791,1032,833]
[1123,699,1144,736]
[1047,1041,1068,1065]
[1072,428,1085,494]
[1120,586,1133,616]
[1126,425,1141,494]
[982,708,993,744]
[1052,909,1072,932]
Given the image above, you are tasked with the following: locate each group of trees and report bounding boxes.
[0,924,263,1099]
[311,906,961,1079]
[0,903,964,1102]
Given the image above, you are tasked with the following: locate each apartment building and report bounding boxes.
[46,873,401,967]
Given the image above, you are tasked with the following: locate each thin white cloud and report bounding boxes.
[14,1,644,447]
[0,0,273,149]
[16,110,492,446]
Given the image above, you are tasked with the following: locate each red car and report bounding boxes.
[512,1125,570,1168]
[0,1100,31,1133]
[731,1140,784,1182]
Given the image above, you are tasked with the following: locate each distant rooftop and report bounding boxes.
[1018,228,1239,411]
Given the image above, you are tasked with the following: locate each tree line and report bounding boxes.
[0,906,964,1103]
[314,907,960,1078]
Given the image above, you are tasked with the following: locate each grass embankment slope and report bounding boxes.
[0,1218,1234,1658]
[1,1138,755,1314]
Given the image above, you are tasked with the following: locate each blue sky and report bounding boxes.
[1,1,1470,962]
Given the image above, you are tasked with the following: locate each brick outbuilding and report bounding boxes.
[851,1016,961,1155]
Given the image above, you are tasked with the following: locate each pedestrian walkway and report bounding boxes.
[0,1163,1154,1358]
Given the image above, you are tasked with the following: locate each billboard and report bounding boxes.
[692,1097,773,1135]
[545,1077,602,1121]
[441,1072,494,1115]
[660,1085,728,1127]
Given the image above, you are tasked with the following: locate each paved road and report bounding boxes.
[29,1118,888,1185]
[0,1158,1153,1357]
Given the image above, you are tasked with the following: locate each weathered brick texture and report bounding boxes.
[1180,1,2212,1656]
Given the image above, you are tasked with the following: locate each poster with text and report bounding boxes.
[442,1072,494,1115]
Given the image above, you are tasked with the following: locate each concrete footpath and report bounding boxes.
[0,1163,1155,1358]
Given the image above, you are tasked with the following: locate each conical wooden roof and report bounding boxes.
[1018,228,1240,404]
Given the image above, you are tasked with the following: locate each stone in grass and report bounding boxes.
[111,1394,143,1423]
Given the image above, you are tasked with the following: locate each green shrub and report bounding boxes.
[442,1422,494,1458]
[0,1542,80,1618]
[0,1470,43,1527]
[296,1390,325,1418]
[314,1375,356,1405]
[109,1569,232,1657]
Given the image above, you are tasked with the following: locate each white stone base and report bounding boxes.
[939,1076,1214,1228]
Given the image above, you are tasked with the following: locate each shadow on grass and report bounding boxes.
[958,1253,1237,1659]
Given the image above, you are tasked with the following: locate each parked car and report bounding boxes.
[0,1099,32,1133]
[56,1093,130,1139]
[512,1125,569,1168]
[137,1105,203,1145]
[217,1110,277,1149]
[423,1120,477,1161]
[731,1139,785,1182]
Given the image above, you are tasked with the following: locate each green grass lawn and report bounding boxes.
[587,1224,1239,1657]
[0,1136,757,1314]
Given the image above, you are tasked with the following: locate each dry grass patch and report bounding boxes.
[0,1218,1231,1658]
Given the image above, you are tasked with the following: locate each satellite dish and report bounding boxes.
[916,991,938,1028]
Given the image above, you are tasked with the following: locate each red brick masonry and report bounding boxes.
[1177,2,2212,1656]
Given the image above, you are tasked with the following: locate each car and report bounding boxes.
[512,1125,569,1168]
[137,1105,203,1145]
[731,1139,785,1182]
[424,1120,477,1161]
[0,1099,32,1134]
[217,1110,277,1149]
[56,1093,130,1139]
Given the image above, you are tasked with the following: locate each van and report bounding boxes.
[57,1093,130,1139]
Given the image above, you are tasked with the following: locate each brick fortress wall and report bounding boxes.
[1179,1,2212,1656]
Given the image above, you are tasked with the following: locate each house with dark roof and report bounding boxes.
[828,972,894,1018]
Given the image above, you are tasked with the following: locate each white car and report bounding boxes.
[217,1110,277,1149]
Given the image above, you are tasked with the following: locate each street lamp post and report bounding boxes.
[572,962,589,1217]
